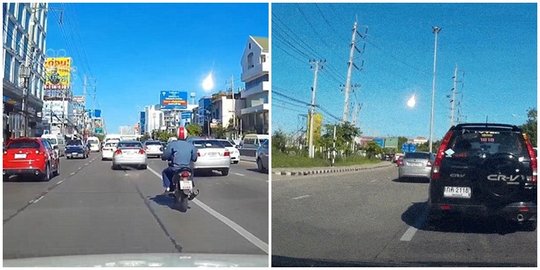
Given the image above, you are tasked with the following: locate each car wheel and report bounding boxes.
[112,164,119,170]
[221,168,229,176]
[257,158,264,172]
[41,164,51,182]
[140,164,147,170]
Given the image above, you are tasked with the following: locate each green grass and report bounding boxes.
[272,151,381,168]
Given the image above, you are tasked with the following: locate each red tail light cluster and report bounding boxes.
[432,131,454,180]
[114,149,122,155]
[138,149,146,155]
[523,133,537,183]
[224,151,230,157]
[180,171,191,178]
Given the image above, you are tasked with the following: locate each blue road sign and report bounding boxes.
[160,91,188,110]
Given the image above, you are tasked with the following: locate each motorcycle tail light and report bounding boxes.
[180,171,190,178]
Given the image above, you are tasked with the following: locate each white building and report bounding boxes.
[144,105,164,134]
[163,104,197,133]
[3,3,48,138]
[211,94,235,129]
[240,35,269,134]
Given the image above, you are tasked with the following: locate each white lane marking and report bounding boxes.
[400,207,429,242]
[70,172,76,176]
[234,173,246,177]
[32,196,44,204]
[78,167,82,170]
[84,163,89,166]
[56,180,64,184]
[292,195,311,200]
[400,226,418,241]
[147,166,268,254]
[370,179,377,183]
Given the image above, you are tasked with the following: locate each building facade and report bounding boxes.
[143,104,164,135]
[240,35,269,134]
[3,2,48,139]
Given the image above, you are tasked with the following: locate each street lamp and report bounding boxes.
[19,64,31,137]
[429,26,441,154]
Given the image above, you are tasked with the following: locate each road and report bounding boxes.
[272,166,537,267]
[4,153,268,264]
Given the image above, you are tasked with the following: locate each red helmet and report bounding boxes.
[177,126,189,140]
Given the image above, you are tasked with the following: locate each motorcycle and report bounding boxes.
[171,167,197,211]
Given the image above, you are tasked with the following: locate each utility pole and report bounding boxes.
[429,26,442,154]
[229,75,236,139]
[342,18,358,122]
[450,64,458,127]
[332,125,337,166]
[308,59,324,158]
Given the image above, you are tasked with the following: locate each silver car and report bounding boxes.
[144,140,163,158]
[398,151,434,180]
[256,139,269,172]
[191,139,231,176]
[112,141,147,170]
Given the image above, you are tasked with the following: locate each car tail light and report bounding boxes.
[396,157,403,167]
[139,149,145,155]
[523,133,537,183]
[114,149,122,155]
[432,130,454,180]
[224,151,230,157]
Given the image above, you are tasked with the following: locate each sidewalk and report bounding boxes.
[273,161,394,176]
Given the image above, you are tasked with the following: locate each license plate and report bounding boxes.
[180,180,193,190]
[207,152,218,156]
[444,186,472,199]
[408,162,422,167]
[14,154,27,159]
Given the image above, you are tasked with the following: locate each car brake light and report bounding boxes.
[114,149,122,155]
[523,133,537,183]
[224,151,230,157]
[432,130,454,180]
[139,149,145,155]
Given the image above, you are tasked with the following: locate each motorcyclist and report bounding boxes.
[161,126,198,198]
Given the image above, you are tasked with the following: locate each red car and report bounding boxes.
[3,137,60,181]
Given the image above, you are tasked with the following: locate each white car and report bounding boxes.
[216,139,240,164]
[190,139,231,176]
[87,136,101,152]
[101,142,118,160]
[144,140,163,158]
[112,141,147,170]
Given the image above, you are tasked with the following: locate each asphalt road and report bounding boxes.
[272,166,537,267]
[4,153,268,263]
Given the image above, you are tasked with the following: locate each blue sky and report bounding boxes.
[272,3,537,140]
[46,3,268,133]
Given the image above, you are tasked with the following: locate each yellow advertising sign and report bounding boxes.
[44,57,71,90]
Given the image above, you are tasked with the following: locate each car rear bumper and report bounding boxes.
[194,159,230,169]
[4,168,45,176]
[113,156,147,165]
[146,150,163,156]
[66,152,86,158]
[429,201,537,222]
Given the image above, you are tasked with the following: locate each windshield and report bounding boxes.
[117,142,142,148]
[67,140,83,146]
[193,140,224,149]
[145,141,162,146]
[7,140,40,149]
[404,152,431,159]
[44,138,57,145]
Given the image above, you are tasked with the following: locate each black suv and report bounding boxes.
[428,123,537,229]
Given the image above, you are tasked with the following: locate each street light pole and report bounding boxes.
[429,26,441,154]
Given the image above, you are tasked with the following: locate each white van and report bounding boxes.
[241,134,269,149]
[41,134,66,156]
[87,136,101,152]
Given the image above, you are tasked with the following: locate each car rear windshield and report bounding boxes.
[404,152,431,159]
[145,141,162,146]
[192,140,224,149]
[445,129,528,157]
[67,140,83,146]
[7,140,40,149]
[117,142,142,148]
[104,143,117,147]
[219,140,234,147]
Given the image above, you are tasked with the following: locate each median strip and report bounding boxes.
[274,162,394,177]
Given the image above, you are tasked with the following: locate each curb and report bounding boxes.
[273,163,394,176]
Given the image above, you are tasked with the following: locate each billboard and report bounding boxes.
[384,137,399,149]
[181,112,192,120]
[94,109,102,118]
[373,138,385,148]
[44,58,71,100]
[160,91,188,110]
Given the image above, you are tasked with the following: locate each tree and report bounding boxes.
[186,123,202,137]
[365,141,383,159]
[212,124,227,139]
[319,122,361,155]
[520,108,537,147]
[141,133,150,141]
[272,129,287,153]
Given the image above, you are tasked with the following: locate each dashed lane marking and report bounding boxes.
[234,173,246,177]
[31,196,44,204]
[292,195,311,200]
[146,166,268,254]
[400,206,429,242]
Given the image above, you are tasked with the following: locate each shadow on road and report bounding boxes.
[401,201,530,235]
[3,175,53,182]
[392,177,429,184]
[193,170,228,177]
[245,168,267,174]
[148,193,190,213]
